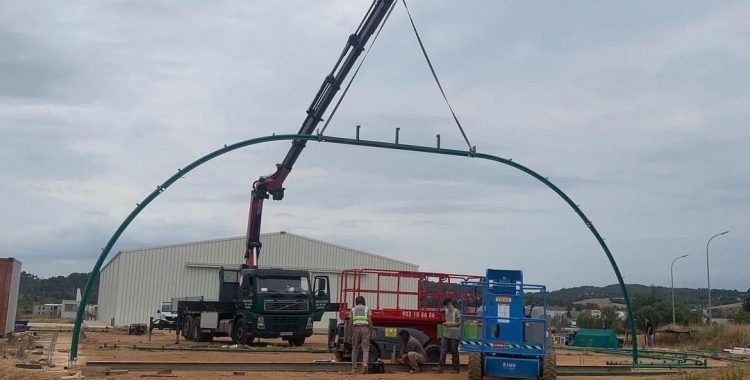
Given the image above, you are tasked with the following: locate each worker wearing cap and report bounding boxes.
[347,295,374,374]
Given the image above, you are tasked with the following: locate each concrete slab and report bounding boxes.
[83,320,107,328]
[28,322,74,329]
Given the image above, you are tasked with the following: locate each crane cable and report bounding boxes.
[321,0,474,153]
[319,0,398,136]
[400,0,473,152]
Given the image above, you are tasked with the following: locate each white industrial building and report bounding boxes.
[98,231,419,328]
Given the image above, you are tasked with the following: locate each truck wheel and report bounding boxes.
[424,344,441,364]
[232,318,248,346]
[468,352,483,380]
[183,316,194,340]
[291,337,306,347]
[542,348,557,380]
[192,316,202,342]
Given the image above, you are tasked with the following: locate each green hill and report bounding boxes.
[423,281,743,309]
[544,284,743,309]
[17,272,99,315]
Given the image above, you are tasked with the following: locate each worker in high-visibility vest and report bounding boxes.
[433,297,461,373]
[346,295,374,374]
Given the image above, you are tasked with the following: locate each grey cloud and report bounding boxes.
[0,29,74,99]
[639,136,748,166]
[2,1,748,291]
[0,125,107,181]
[657,53,750,99]
[636,135,750,208]
[334,219,374,229]
[377,201,559,216]
[606,235,747,291]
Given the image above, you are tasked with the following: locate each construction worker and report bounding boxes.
[645,318,654,348]
[397,329,427,373]
[347,295,374,374]
[433,297,460,373]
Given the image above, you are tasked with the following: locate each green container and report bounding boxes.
[438,320,479,339]
[572,328,620,348]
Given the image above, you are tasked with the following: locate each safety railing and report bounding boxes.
[457,280,549,354]
[338,268,484,320]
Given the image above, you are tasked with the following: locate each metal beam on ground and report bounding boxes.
[84,361,667,374]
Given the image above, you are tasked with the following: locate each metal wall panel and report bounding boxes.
[97,256,118,326]
[97,232,418,326]
[7,259,21,335]
[0,257,21,338]
[0,258,21,337]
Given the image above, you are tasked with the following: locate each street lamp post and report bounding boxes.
[706,230,729,325]
[671,254,689,325]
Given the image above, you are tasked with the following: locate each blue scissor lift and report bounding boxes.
[459,269,556,380]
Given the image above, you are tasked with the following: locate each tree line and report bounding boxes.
[531,283,743,309]
[17,272,99,315]
[569,286,750,332]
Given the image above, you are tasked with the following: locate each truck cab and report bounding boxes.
[151,301,177,331]
[176,267,330,346]
[177,268,331,346]
[227,267,330,345]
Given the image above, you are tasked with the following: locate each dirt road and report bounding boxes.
[7,329,732,380]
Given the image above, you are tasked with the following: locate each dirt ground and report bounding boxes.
[6,328,739,380]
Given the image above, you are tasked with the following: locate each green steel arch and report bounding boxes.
[69,132,639,365]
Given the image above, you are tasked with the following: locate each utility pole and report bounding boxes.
[706,231,729,325]
[670,254,688,325]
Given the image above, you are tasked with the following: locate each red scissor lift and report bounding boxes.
[330,268,484,363]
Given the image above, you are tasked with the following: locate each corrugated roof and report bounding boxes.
[100,231,416,272]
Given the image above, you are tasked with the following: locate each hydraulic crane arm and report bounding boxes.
[244,0,396,269]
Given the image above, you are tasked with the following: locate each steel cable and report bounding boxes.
[400,0,473,151]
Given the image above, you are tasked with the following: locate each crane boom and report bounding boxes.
[244,0,396,269]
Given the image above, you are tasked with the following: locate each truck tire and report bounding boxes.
[290,337,306,347]
[468,352,483,380]
[424,344,441,364]
[183,316,194,340]
[542,348,557,380]
[232,317,248,346]
[192,317,202,341]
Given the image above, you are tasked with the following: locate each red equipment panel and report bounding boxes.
[339,269,484,339]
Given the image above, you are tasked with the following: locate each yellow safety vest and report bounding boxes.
[351,305,369,325]
[444,308,460,336]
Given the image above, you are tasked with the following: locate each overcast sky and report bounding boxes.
[2,1,748,292]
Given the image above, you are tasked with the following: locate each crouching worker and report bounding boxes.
[396,330,427,373]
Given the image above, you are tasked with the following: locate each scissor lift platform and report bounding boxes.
[459,269,556,380]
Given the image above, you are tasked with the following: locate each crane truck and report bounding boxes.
[176,0,396,346]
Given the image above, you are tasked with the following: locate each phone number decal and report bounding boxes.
[400,311,437,318]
